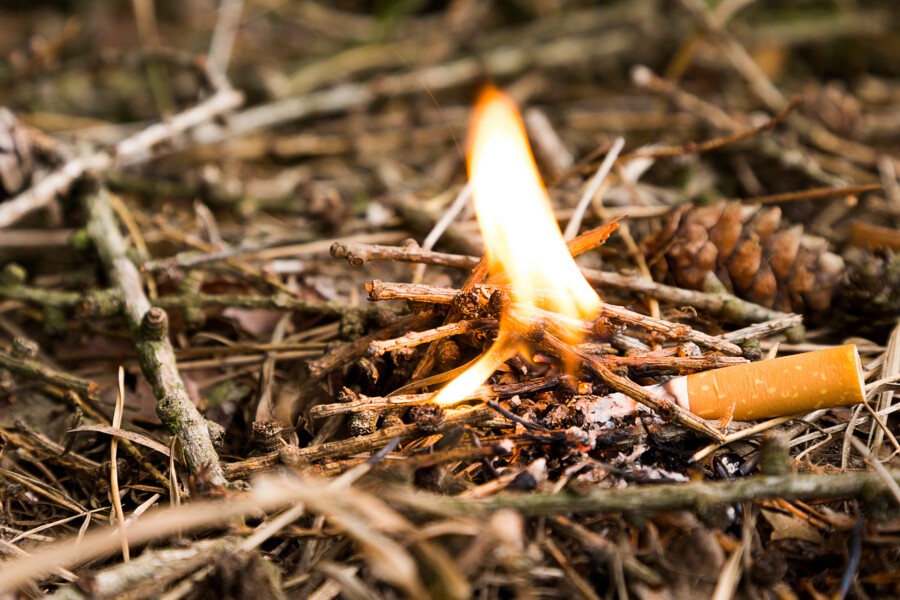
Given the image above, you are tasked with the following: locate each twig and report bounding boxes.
[0,281,383,321]
[595,303,742,356]
[563,137,624,240]
[310,391,446,419]
[641,269,792,335]
[0,87,243,229]
[365,280,743,355]
[0,350,100,399]
[84,187,226,488]
[207,0,244,82]
[741,183,883,205]
[600,353,747,374]
[620,97,804,161]
[330,237,790,326]
[415,469,900,516]
[223,405,491,480]
[332,239,476,270]
[413,184,472,283]
[366,318,495,357]
[307,314,432,379]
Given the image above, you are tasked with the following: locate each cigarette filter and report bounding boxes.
[665,344,866,421]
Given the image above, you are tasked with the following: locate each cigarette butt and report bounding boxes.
[670,344,865,421]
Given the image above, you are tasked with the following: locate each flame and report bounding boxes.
[433,87,601,406]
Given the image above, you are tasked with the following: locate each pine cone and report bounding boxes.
[0,108,34,199]
[640,201,878,328]
[837,247,900,334]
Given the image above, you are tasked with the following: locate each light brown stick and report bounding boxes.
[85,187,226,488]
[0,87,243,229]
[367,318,496,357]
[365,280,743,355]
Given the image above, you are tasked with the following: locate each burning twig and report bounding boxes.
[333,235,794,327]
[364,280,743,355]
[311,375,566,420]
[366,318,496,357]
[332,218,622,271]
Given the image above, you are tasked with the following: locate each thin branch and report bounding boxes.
[366,318,495,357]
[740,183,883,205]
[365,280,744,355]
[563,137,624,240]
[0,87,243,229]
[223,405,491,480]
[418,469,900,515]
[0,350,99,399]
[330,236,790,326]
[84,187,226,488]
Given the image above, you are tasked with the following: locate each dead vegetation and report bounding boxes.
[0,1,899,598]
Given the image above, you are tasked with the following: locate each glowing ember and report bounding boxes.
[433,87,601,406]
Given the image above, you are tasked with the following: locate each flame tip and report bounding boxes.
[434,87,601,406]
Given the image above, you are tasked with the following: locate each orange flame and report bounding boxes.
[433,87,601,406]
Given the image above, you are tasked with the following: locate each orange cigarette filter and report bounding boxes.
[672,344,866,421]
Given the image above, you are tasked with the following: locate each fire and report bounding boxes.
[433,87,601,406]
